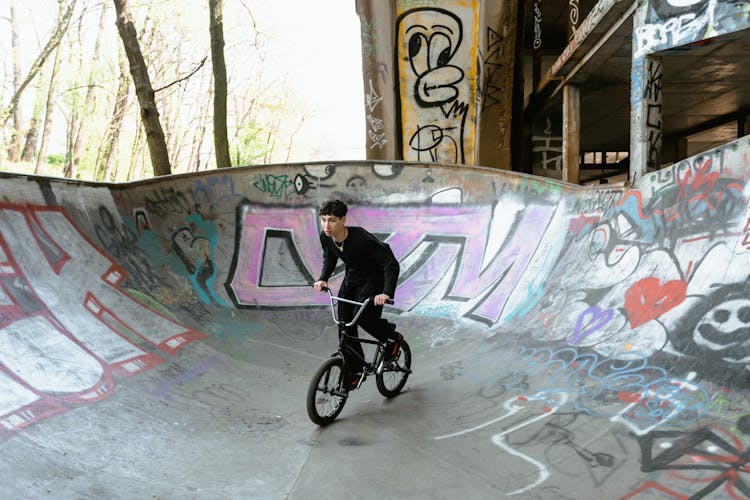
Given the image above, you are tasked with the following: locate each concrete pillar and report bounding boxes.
[629,4,664,185]
[562,85,580,184]
[355,0,397,160]
[630,54,663,185]
[478,0,519,169]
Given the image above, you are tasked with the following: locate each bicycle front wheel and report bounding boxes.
[306,357,348,425]
[376,340,411,398]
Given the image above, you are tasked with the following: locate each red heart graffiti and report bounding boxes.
[624,277,687,328]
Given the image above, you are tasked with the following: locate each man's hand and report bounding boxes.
[313,280,328,292]
[374,293,391,306]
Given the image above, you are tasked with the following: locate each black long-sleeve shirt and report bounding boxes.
[318,226,400,299]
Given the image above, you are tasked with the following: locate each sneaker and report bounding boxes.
[345,370,364,391]
[384,333,403,363]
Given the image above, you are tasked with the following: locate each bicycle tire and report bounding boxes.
[376,340,411,398]
[306,357,348,425]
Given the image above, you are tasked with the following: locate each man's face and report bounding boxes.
[320,214,346,238]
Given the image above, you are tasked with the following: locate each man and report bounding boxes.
[313,199,403,390]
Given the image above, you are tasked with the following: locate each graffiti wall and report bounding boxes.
[1,135,750,497]
[636,0,750,56]
[395,3,479,164]
[356,0,517,168]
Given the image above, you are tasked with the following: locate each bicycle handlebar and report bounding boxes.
[317,286,394,305]
[315,285,393,327]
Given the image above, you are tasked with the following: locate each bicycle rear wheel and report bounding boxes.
[376,340,411,398]
[307,357,348,425]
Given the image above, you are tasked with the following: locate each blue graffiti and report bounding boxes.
[466,340,709,425]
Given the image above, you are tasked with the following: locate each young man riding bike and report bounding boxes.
[312,199,403,391]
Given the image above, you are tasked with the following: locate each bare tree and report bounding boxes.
[20,62,48,162]
[67,3,108,178]
[96,45,131,181]
[1,0,77,129]
[113,0,171,176]
[63,22,83,178]
[126,123,143,181]
[35,44,62,174]
[209,0,231,168]
[7,0,24,162]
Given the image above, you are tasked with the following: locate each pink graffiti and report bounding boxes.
[228,204,556,324]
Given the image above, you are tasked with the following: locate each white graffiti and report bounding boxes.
[0,205,201,435]
[435,392,568,495]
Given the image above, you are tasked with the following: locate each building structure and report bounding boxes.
[356,0,750,185]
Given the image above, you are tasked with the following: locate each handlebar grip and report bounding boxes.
[385,299,394,305]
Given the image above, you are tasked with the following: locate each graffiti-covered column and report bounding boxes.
[395,1,480,165]
[477,1,519,170]
[630,47,663,186]
[357,0,519,169]
[629,2,661,185]
[563,84,580,184]
[356,0,398,159]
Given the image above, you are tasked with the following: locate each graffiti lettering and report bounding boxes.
[252,174,296,199]
[227,203,555,325]
[0,204,203,438]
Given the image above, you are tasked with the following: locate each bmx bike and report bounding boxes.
[306,286,412,426]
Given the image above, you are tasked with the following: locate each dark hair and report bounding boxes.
[318,199,348,218]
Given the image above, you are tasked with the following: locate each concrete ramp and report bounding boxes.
[2,139,750,499]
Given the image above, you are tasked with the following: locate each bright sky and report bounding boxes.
[239,1,366,161]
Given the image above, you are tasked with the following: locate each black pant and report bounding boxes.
[338,299,398,374]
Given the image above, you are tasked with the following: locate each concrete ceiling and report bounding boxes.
[526,1,750,160]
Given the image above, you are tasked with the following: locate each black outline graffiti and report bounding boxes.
[669,279,750,375]
[635,416,750,498]
[258,229,315,287]
[395,7,470,163]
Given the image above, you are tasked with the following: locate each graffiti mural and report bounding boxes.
[1,135,750,496]
[636,0,750,55]
[395,4,479,164]
[0,204,203,438]
[226,201,557,325]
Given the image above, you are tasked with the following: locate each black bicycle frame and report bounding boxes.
[321,287,389,374]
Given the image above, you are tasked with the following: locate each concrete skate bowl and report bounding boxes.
[2,138,750,498]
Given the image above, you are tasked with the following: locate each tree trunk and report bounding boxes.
[63,24,83,178]
[7,0,23,162]
[1,0,77,129]
[126,125,143,181]
[163,45,188,170]
[20,119,38,162]
[189,73,213,172]
[209,0,231,168]
[70,3,107,179]
[113,0,171,176]
[97,46,131,181]
[35,44,62,174]
[21,58,49,162]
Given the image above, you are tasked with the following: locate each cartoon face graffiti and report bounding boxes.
[395,6,476,165]
[670,281,750,372]
[693,298,750,362]
[398,8,464,107]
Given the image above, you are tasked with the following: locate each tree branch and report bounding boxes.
[1,0,78,128]
[154,56,208,93]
